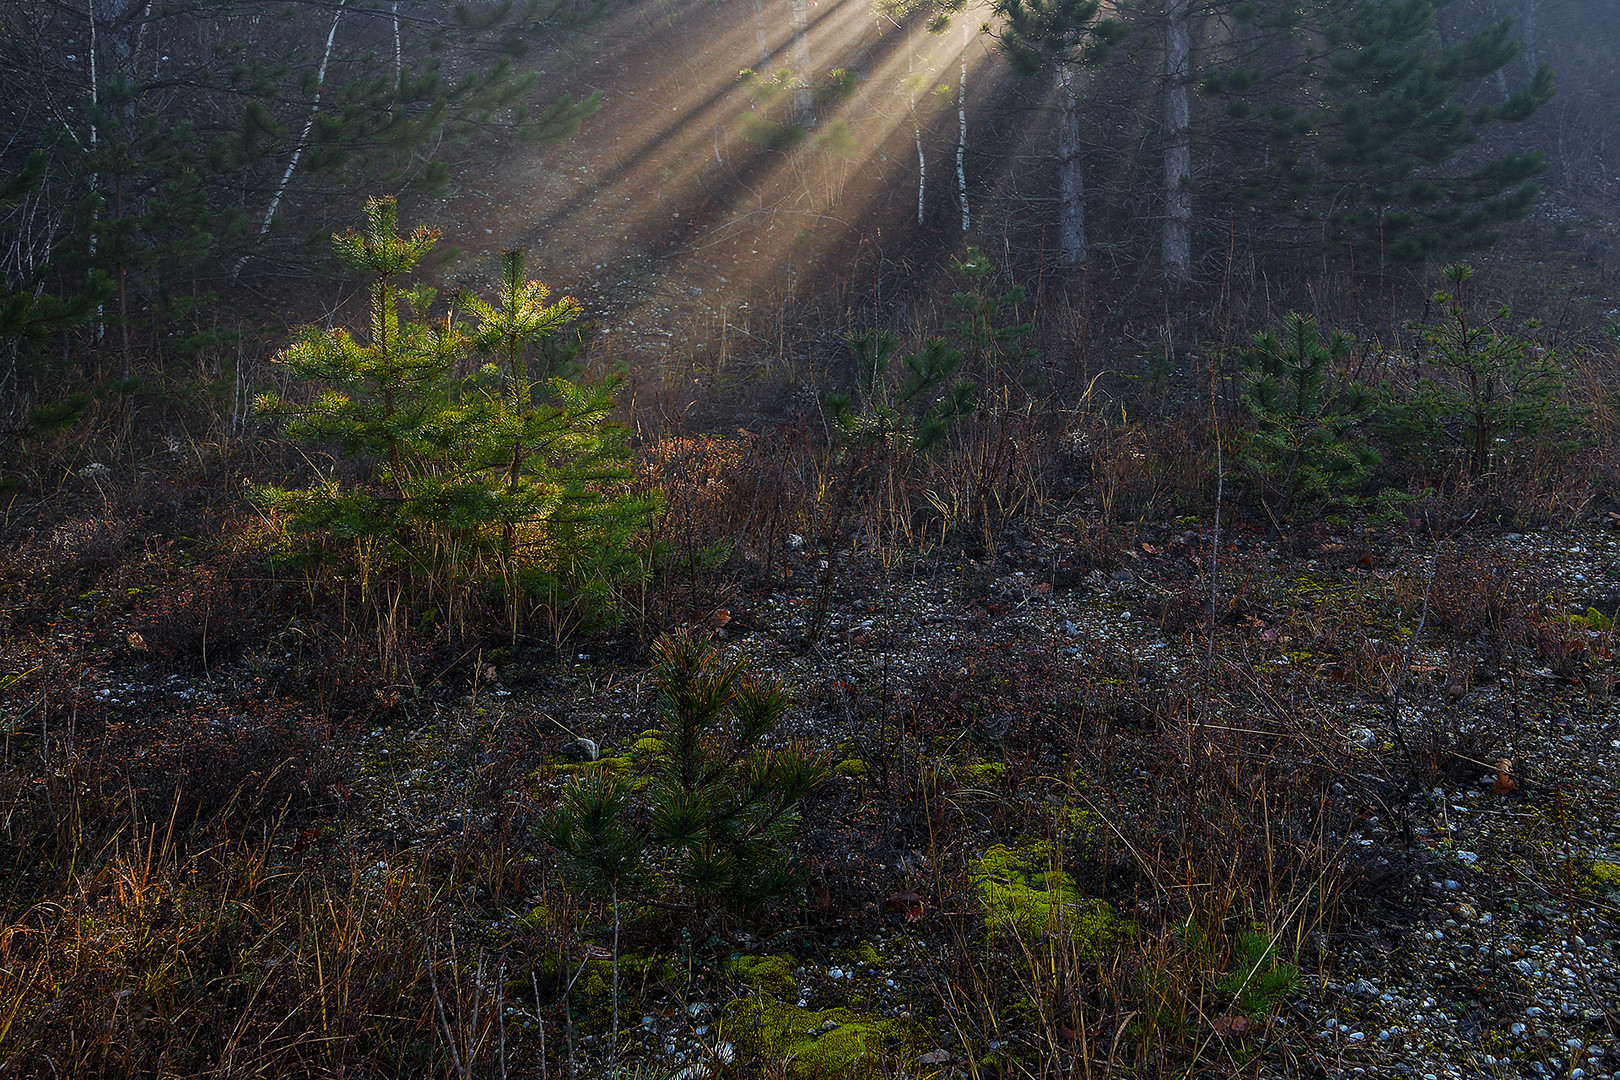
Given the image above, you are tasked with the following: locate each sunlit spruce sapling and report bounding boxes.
[255,197,654,629]
[255,196,460,549]
[538,632,829,918]
[828,328,976,453]
[457,247,657,627]
[1240,312,1378,528]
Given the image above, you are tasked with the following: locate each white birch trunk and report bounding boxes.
[1161,0,1192,282]
[908,51,925,225]
[235,0,346,278]
[956,20,969,233]
[392,1,403,93]
[1056,62,1085,266]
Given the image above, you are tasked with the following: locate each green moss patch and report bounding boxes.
[972,841,1125,956]
[726,996,901,1077]
[955,761,1006,784]
[629,730,665,758]
[727,954,799,997]
[553,756,634,777]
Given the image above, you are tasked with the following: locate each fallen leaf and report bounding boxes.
[1211,1013,1252,1037]
[707,608,731,630]
[1492,758,1516,795]
[886,890,926,922]
[126,631,147,651]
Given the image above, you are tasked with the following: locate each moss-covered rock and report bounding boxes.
[971,841,1125,956]
[728,954,799,997]
[833,758,868,778]
[1590,860,1620,889]
[726,996,900,1077]
[629,730,665,759]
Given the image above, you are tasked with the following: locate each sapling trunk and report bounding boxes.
[610,883,621,1069]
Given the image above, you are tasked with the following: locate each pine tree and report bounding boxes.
[538,632,828,917]
[827,329,976,453]
[1209,0,1554,263]
[991,0,1128,266]
[255,197,654,635]
[1379,262,1577,480]
[945,246,1038,385]
[1240,312,1378,528]
[0,151,115,436]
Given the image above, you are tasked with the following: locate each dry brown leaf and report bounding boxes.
[886,890,926,922]
[1211,1013,1252,1037]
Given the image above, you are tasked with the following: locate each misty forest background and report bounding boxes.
[4,0,1616,439]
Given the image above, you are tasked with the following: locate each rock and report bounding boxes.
[560,737,599,762]
[1346,726,1377,750]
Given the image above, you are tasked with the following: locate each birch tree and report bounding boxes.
[880,0,973,227]
[0,0,601,367]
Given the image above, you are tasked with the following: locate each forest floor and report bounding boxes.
[7,0,1620,1072]
[3,462,1618,1078]
[6,5,1620,1067]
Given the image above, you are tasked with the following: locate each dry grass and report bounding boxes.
[1,249,1617,1078]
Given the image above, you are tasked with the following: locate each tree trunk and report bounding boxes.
[751,0,770,71]
[392,1,403,93]
[1056,62,1085,266]
[956,20,970,233]
[909,52,926,225]
[235,0,346,278]
[1519,0,1537,76]
[790,0,814,127]
[1162,0,1192,282]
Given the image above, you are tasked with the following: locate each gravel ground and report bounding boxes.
[699,517,1620,1078]
[70,510,1609,1077]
